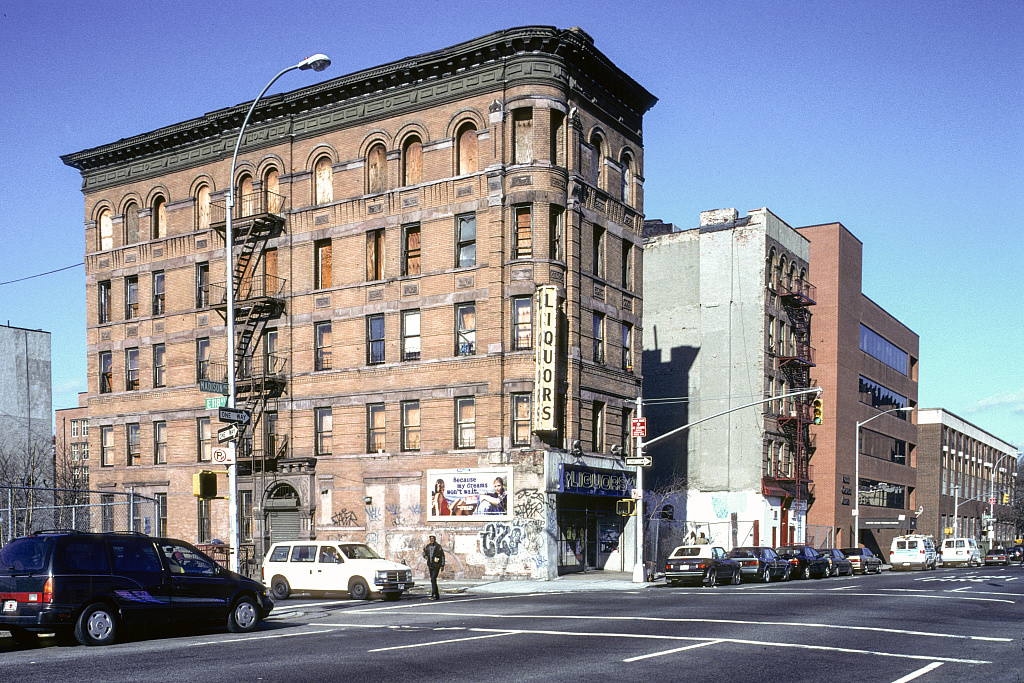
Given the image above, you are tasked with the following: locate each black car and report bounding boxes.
[1005,546,1024,563]
[776,545,830,579]
[818,548,854,576]
[727,546,791,582]
[840,547,883,574]
[0,531,273,646]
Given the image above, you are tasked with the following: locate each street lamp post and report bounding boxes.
[224,54,330,573]
[983,452,1020,546]
[853,405,914,546]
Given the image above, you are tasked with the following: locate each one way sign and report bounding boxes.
[218,407,251,426]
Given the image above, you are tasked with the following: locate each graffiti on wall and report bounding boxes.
[513,488,546,518]
[330,509,358,527]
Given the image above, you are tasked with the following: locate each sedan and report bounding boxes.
[776,545,830,579]
[727,546,791,582]
[818,548,854,576]
[840,546,883,574]
[984,547,1010,566]
[665,545,741,587]
[1006,546,1024,563]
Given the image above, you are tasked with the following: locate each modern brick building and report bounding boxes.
[642,208,816,555]
[61,26,656,579]
[917,408,1018,549]
[797,222,919,559]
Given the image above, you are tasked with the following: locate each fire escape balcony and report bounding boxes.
[209,274,286,315]
[236,434,289,475]
[236,353,288,398]
[209,191,287,239]
[776,341,816,369]
[780,277,816,306]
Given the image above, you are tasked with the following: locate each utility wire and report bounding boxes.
[0,262,82,287]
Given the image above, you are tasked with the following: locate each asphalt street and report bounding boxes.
[3,564,1022,682]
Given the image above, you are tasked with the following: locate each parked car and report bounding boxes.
[0,531,272,646]
[665,546,741,587]
[940,537,982,567]
[1005,546,1024,563]
[840,546,883,574]
[889,535,938,571]
[984,547,1010,566]
[727,546,791,583]
[263,541,413,601]
[776,546,830,579]
[818,548,854,576]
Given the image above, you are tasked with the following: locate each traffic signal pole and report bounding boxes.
[631,387,821,583]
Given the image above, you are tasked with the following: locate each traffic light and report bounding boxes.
[1003,493,1011,505]
[812,398,823,425]
[193,471,217,499]
[616,499,636,516]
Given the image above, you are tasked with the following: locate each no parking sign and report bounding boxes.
[212,445,235,465]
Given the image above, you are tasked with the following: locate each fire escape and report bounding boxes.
[769,275,817,506]
[209,190,289,479]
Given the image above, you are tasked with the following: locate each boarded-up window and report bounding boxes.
[457,123,477,175]
[551,111,565,166]
[315,239,332,289]
[196,186,211,231]
[239,175,255,216]
[315,157,333,205]
[402,136,422,186]
[264,248,278,283]
[152,197,166,239]
[515,206,532,259]
[265,169,282,213]
[124,202,139,245]
[513,109,533,164]
[367,144,387,194]
[403,225,421,276]
[367,228,384,281]
[99,209,113,251]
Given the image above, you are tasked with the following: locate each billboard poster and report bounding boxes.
[427,467,513,521]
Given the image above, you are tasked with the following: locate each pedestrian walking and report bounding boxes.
[423,535,446,600]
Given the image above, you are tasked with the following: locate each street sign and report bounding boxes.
[625,456,653,467]
[989,497,996,506]
[630,417,647,438]
[199,379,228,395]
[211,445,235,465]
[217,424,238,443]
[218,407,251,426]
[205,396,227,410]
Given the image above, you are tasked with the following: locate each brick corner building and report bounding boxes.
[62,26,656,580]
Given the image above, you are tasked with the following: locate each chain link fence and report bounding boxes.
[0,486,160,547]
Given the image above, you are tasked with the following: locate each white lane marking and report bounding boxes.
[891,661,944,682]
[366,611,1012,642]
[192,627,338,645]
[270,591,533,616]
[739,589,1014,604]
[367,631,517,652]
[464,628,990,665]
[826,586,857,591]
[623,639,723,662]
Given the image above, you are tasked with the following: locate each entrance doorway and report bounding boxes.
[556,494,622,575]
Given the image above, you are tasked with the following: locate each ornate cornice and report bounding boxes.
[62,26,657,192]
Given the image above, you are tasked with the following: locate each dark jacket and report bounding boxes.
[424,542,445,570]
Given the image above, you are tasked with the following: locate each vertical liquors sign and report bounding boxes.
[533,285,559,432]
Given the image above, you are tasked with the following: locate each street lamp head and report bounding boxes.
[299,54,331,71]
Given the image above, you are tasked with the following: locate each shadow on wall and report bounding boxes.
[641,342,698,489]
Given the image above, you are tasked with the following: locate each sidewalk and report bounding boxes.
[412,571,657,595]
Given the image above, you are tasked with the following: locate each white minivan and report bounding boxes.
[263,541,413,601]
[940,537,982,567]
[889,534,937,570]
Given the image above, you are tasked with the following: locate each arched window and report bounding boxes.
[123,201,140,244]
[314,157,333,205]
[152,196,166,239]
[196,185,211,231]
[766,249,776,288]
[264,169,281,213]
[367,143,387,194]
[402,136,422,187]
[456,122,478,175]
[98,209,113,251]
[589,133,604,188]
[238,174,254,216]
[620,152,633,206]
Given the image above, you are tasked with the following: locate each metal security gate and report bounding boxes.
[267,509,300,543]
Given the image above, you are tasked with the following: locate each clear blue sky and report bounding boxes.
[1,1,1021,447]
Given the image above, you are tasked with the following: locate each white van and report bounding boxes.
[940,537,982,567]
[889,534,937,570]
[263,541,413,601]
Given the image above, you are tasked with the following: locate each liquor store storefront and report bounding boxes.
[553,463,636,575]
